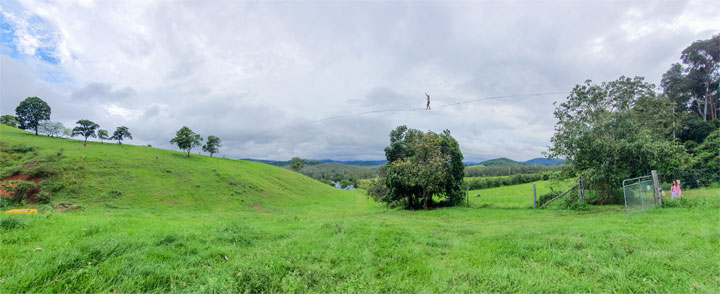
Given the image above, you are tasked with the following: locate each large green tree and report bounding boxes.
[661,34,719,122]
[0,115,19,127]
[15,96,51,135]
[380,125,464,209]
[548,76,689,203]
[202,135,222,157]
[110,126,133,145]
[72,119,100,142]
[170,126,202,157]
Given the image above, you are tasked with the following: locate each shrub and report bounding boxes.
[0,197,12,208]
[8,180,39,202]
[36,191,52,204]
[537,190,561,207]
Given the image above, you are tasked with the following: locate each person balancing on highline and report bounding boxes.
[425,92,431,110]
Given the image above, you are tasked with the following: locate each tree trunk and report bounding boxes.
[210,152,214,157]
[423,191,429,210]
[35,126,38,136]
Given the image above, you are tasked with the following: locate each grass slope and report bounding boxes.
[1,125,719,293]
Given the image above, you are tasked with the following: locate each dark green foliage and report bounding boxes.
[365,177,387,202]
[170,126,202,157]
[202,135,221,157]
[537,190,561,207]
[8,180,38,202]
[110,126,132,145]
[36,190,52,204]
[548,76,689,204]
[0,197,12,208]
[289,157,304,172]
[380,126,465,209]
[15,96,51,135]
[0,114,19,127]
[72,119,100,142]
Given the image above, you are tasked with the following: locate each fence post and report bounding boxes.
[466,186,469,207]
[533,183,537,208]
[651,170,662,205]
[578,176,585,202]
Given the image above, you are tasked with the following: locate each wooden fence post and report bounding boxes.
[651,170,662,205]
[533,183,537,208]
[578,176,585,202]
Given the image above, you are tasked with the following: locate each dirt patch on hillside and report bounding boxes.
[54,202,84,212]
[0,174,40,202]
[248,204,270,214]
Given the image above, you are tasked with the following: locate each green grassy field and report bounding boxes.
[1,125,719,293]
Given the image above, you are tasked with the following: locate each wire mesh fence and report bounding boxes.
[622,176,657,216]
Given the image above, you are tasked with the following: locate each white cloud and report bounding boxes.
[1,0,718,161]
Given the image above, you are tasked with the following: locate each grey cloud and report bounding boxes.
[2,1,718,162]
[71,83,136,101]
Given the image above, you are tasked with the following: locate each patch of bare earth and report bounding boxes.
[0,174,40,203]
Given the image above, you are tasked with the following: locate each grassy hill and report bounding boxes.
[0,125,352,211]
[1,124,718,293]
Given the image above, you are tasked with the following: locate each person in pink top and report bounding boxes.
[670,181,677,199]
[676,180,682,197]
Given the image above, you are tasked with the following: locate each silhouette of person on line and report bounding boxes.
[425,93,431,110]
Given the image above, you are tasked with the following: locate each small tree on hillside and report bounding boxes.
[72,119,100,142]
[111,126,133,145]
[170,126,203,157]
[15,96,51,135]
[0,115,19,127]
[39,121,65,137]
[61,127,73,138]
[290,157,305,172]
[379,125,465,209]
[202,135,222,157]
[98,129,109,143]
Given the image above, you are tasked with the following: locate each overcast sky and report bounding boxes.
[1,0,718,161]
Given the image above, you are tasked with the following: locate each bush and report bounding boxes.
[537,191,561,207]
[36,191,52,204]
[0,197,12,209]
[366,178,387,202]
[8,180,38,202]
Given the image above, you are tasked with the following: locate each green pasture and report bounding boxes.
[1,125,719,293]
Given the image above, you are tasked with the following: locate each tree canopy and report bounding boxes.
[661,34,719,121]
[379,125,464,209]
[111,126,133,145]
[170,126,202,157]
[15,97,51,136]
[290,157,305,172]
[202,135,221,157]
[72,119,100,142]
[547,76,688,203]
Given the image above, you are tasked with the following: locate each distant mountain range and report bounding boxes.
[241,158,386,167]
[242,157,563,167]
